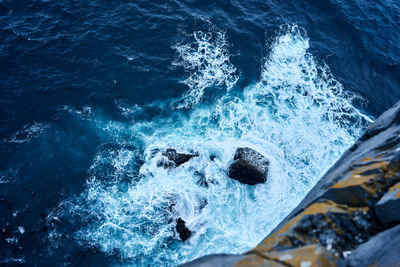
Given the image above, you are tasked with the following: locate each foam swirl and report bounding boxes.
[59,25,372,266]
[172,30,238,109]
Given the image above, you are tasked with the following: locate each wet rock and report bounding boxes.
[158,149,199,168]
[374,182,400,224]
[150,148,160,157]
[228,147,269,185]
[176,218,192,241]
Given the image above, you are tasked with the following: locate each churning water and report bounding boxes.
[2,0,399,265]
[57,25,371,265]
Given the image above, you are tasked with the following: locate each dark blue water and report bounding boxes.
[0,0,399,266]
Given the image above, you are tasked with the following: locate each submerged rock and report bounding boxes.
[194,170,208,188]
[176,218,192,241]
[194,170,217,188]
[227,147,269,185]
[158,148,199,168]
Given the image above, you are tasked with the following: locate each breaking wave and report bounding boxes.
[58,25,372,266]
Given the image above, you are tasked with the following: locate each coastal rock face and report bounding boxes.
[375,182,400,224]
[338,224,400,267]
[228,147,269,185]
[182,101,400,266]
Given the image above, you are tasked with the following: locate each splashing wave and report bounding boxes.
[59,25,372,266]
[172,29,238,109]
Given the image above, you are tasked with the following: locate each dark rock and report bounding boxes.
[157,157,176,168]
[228,147,269,185]
[150,148,160,157]
[159,149,199,168]
[338,224,400,267]
[374,182,400,224]
[176,218,192,241]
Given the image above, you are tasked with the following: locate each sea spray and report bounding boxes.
[58,25,372,266]
[172,29,238,109]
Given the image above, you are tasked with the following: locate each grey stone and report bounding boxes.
[339,224,400,267]
[375,182,400,224]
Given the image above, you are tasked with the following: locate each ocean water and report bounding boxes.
[0,0,399,266]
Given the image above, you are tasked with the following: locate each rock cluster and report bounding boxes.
[159,147,269,241]
[181,101,400,266]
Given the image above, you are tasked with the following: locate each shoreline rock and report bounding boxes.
[157,148,199,168]
[176,218,192,241]
[228,147,269,185]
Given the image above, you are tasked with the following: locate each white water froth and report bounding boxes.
[63,25,372,265]
[6,122,48,144]
[172,30,238,109]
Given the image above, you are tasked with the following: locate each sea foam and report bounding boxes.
[172,29,238,109]
[59,25,372,266]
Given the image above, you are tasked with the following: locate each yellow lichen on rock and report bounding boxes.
[388,182,400,198]
[235,254,285,267]
[259,244,337,267]
[250,200,367,257]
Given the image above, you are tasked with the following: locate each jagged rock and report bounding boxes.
[374,182,400,224]
[228,147,269,185]
[158,148,199,168]
[338,224,400,267]
[182,101,400,266]
[176,218,192,241]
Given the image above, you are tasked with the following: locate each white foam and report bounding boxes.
[172,30,238,109]
[18,226,25,234]
[0,168,19,184]
[116,101,143,120]
[7,122,48,144]
[61,25,372,265]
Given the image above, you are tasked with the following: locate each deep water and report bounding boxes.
[0,0,399,266]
